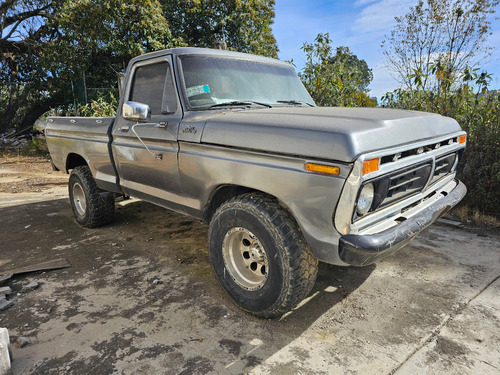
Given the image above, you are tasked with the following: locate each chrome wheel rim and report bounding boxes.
[72,182,87,217]
[222,227,269,291]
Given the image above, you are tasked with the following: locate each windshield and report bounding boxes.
[180,55,315,109]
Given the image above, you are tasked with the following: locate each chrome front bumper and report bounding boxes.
[339,180,466,266]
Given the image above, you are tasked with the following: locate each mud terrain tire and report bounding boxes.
[208,193,318,318]
[68,165,114,228]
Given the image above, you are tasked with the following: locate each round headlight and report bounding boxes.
[357,183,374,216]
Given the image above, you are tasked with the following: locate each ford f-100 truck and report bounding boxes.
[45,47,467,318]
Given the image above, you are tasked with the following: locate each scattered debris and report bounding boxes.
[22,281,40,293]
[0,131,31,151]
[437,218,464,228]
[0,328,12,375]
[0,258,70,276]
[0,274,13,287]
[0,260,69,312]
[0,298,14,311]
[152,279,162,285]
[16,337,32,349]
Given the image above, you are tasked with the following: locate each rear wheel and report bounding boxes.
[68,165,114,228]
[208,193,318,318]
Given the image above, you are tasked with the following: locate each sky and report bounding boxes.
[272,0,500,100]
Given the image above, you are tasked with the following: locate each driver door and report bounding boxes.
[111,55,184,207]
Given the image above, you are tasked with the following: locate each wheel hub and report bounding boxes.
[222,227,269,291]
[72,182,86,216]
[250,248,264,262]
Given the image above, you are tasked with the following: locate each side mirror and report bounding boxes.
[122,101,151,122]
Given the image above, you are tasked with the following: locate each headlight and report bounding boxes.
[356,183,374,216]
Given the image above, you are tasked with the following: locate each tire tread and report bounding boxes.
[210,193,318,318]
[69,165,114,228]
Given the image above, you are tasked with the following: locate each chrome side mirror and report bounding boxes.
[122,101,151,122]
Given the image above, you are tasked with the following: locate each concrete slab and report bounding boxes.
[395,277,500,375]
[248,225,500,375]
[0,197,498,375]
[0,327,12,375]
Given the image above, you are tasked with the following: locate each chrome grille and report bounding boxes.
[430,153,457,185]
[381,162,432,208]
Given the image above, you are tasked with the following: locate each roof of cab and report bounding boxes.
[128,47,291,68]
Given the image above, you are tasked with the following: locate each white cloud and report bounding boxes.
[353,0,416,34]
[354,0,379,7]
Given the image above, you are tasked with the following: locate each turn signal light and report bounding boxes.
[305,163,340,176]
[362,158,379,175]
[459,135,466,144]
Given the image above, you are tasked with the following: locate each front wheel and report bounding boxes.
[208,193,318,318]
[68,165,114,228]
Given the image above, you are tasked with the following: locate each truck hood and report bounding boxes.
[198,107,462,162]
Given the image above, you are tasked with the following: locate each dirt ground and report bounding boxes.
[0,156,499,375]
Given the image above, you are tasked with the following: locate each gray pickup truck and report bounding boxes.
[45,47,466,318]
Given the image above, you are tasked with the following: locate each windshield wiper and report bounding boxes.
[208,101,272,108]
[276,100,314,107]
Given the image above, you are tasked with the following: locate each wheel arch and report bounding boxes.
[203,185,291,224]
[66,153,88,173]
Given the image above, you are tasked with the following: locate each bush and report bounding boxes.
[78,92,119,117]
[50,91,119,117]
[22,136,49,156]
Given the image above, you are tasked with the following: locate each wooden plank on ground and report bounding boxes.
[0,258,70,276]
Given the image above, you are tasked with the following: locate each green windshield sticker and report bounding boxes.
[186,84,210,97]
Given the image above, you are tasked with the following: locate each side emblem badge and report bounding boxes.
[182,126,198,134]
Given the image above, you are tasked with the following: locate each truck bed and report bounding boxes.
[45,116,119,192]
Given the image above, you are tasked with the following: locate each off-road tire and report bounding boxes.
[208,193,318,318]
[68,165,114,228]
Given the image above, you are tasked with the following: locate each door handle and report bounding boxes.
[155,122,167,129]
[120,126,130,132]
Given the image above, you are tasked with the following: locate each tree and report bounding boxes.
[0,0,56,58]
[382,0,499,91]
[299,33,374,107]
[0,0,173,133]
[0,0,62,133]
[44,0,173,101]
[162,0,279,58]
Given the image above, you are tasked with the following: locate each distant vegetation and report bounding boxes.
[299,33,376,107]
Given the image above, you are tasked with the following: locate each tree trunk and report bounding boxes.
[0,85,62,135]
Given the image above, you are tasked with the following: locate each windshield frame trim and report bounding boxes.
[177,53,309,112]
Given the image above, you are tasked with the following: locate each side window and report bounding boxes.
[130,61,177,115]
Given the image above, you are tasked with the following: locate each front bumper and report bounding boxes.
[339,180,466,266]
